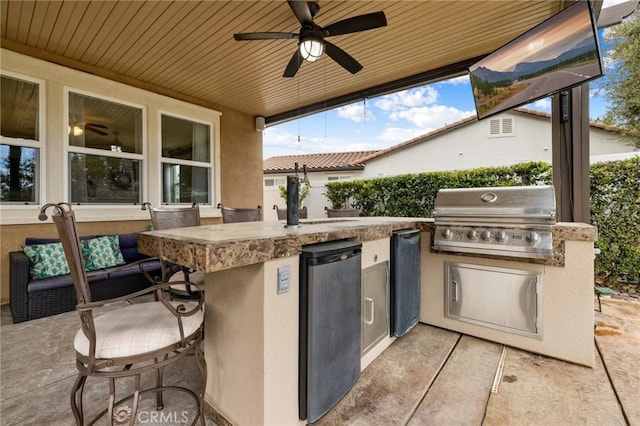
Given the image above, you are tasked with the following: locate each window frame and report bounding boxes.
[264,177,286,188]
[63,87,147,205]
[159,110,215,206]
[326,175,353,182]
[0,71,46,206]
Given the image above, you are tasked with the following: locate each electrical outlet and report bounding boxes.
[277,265,291,294]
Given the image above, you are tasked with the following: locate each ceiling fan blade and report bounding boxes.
[85,126,109,136]
[287,0,314,25]
[234,32,297,41]
[283,49,303,78]
[324,41,363,74]
[323,11,387,37]
[86,122,108,129]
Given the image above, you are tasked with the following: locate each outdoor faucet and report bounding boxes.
[286,162,307,228]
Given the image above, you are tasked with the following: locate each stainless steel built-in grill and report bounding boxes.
[432,185,556,260]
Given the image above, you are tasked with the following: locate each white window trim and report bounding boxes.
[158,110,216,206]
[0,53,221,224]
[0,71,46,207]
[63,87,147,206]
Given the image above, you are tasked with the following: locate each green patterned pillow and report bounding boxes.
[86,235,125,270]
[23,242,71,279]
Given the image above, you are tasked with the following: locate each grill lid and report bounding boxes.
[433,185,556,224]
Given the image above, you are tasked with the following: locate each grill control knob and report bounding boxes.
[467,229,479,240]
[496,230,508,242]
[442,228,453,240]
[527,232,541,245]
[481,230,493,241]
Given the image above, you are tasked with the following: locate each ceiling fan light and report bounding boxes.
[299,38,323,62]
[68,125,84,136]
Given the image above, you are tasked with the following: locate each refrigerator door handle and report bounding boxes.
[364,297,375,325]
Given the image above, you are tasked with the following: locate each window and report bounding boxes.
[0,74,43,204]
[264,178,286,187]
[161,114,212,204]
[67,91,144,204]
[327,175,352,181]
[488,117,515,137]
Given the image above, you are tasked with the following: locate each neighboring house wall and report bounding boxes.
[263,110,637,218]
[0,50,263,303]
[264,171,362,220]
[361,111,637,179]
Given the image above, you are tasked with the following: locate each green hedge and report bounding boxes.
[590,157,640,284]
[324,162,552,217]
[325,159,639,284]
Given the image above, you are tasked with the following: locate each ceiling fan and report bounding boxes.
[233,1,387,77]
[84,122,109,136]
[68,120,109,137]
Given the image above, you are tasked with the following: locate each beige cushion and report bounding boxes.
[74,301,203,358]
[168,270,204,293]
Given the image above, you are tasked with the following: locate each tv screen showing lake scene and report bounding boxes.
[469,1,603,120]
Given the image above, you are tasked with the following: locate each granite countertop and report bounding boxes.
[137,217,430,273]
[137,218,596,272]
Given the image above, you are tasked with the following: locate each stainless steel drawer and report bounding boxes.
[445,262,542,339]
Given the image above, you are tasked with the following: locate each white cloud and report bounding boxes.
[438,75,470,86]
[531,98,552,111]
[602,51,618,70]
[336,103,376,123]
[374,86,439,112]
[389,105,475,128]
[263,126,384,158]
[377,127,430,144]
[376,105,475,144]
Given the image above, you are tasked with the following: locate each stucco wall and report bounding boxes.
[0,50,263,305]
[219,108,263,209]
[361,111,636,179]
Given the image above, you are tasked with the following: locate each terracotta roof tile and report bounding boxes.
[264,150,382,173]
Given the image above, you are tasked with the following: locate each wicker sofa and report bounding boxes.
[9,233,162,323]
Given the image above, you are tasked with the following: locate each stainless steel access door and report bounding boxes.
[362,262,389,355]
[445,262,542,339]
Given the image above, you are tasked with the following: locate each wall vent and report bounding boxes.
[489,117,515,137]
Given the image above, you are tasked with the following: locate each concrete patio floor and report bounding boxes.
[1,297,638,425]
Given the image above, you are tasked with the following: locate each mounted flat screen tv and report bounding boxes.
[469,1,603,120]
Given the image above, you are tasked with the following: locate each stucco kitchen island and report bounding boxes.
[138,217,426,425]
[137,218,597,425]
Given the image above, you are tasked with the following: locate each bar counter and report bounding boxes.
[137,218,596,425]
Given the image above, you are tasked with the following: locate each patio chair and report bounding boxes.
[141,202,204,299]
[273,205,308,220]
[217,203,262,223]
[38,202,206,425]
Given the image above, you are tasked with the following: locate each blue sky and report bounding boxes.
[263,11,620,159]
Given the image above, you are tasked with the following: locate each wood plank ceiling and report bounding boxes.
[1,1,571,124]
